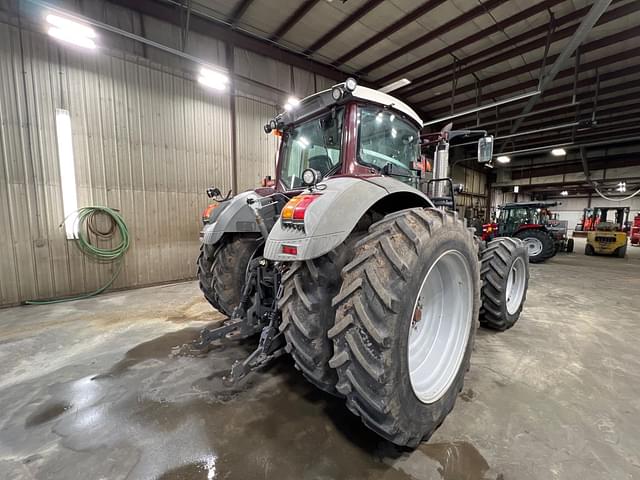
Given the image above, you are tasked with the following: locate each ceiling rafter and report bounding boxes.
[227,0,254,25]
[421,35,640,113]
[270,0,322,42]
[461,90,640,128]
[375,0,563,87]
[359,0,508,76]
[304,0,385,55]
[332,0,447,67]
[398,0,636,100]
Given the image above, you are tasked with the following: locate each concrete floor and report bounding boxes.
[1,237,639,480]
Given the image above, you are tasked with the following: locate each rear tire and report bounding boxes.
[329,208,480,447]
[617,244,627,258]
[515,229,555,263]
[197,244,222,312]
[585,243,595,256]
[197,235,261,316]
[479,237,529,331]
[566,238,574,253]
[278,242,355,394]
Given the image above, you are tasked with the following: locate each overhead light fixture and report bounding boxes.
[551,148,566,156]
[46,14,96,49]
[561,190,569,196]
[617,182,626,192]
[198,67,229,90]
[379,78,411,93]
[513,185,520,193]
[496,155,511,164]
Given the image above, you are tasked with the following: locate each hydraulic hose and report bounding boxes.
[24,206,130,305]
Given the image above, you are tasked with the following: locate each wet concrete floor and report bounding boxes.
[1,237,639,479]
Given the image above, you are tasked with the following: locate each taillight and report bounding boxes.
[282,245,298,255]
[202,203,218,223]
[281,194,320,230]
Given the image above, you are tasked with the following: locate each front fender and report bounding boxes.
[264,176,432,261]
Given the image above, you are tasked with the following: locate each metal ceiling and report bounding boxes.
[147,0,640,161]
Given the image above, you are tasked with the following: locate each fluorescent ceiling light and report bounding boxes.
[46,14,96,49]
[46,14,96,38]
[560,190,568,196]
[617,182,626,192]
[551,148,566,156]
[379,78,411,93]
[496,155,511,164]
[198,67,229,90]
[55,109,79,239]
[513,185,519,193]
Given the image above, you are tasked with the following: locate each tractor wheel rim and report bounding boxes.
[524,237,543,257]
[408,250,473,404]
[506,257,526,315]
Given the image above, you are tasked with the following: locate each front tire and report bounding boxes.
[515,229,555,263]
[479,237,529,331]
[585,243,595,256]
[566,238,574,253]
[328,208,480,447]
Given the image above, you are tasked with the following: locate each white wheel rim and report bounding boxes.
[506,257,526,315]
[408,250,473,404]
[523,237,543,257]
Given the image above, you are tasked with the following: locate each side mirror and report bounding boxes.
[206,187,221,198]
[478,135,494,163]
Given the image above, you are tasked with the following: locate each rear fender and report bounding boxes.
[202,191,277,245]
[264,176,433,261]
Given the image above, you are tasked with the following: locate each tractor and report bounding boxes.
[195,79,529,447]
[631,213,640,246]
[482,201,566,263]
[584,207,630,257]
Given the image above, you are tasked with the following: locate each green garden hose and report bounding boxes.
[25,206,130,305]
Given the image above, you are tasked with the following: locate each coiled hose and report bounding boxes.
[25,206,130,305]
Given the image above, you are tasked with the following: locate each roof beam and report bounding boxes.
[106,0,345,81]
[427,52,640,116]
[463,91,640,129]
[398,0,634,100]
[505,124,640,151]
[360,0,508,75]
[417,29,640,112]
[270,0,321,42]
[333,0,447,67]
[506,0,613,137]
[376,0,563,87]
[228,0,254,25]
[304,0,385,55]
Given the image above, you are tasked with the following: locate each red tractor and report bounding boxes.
[631,213,640,246]
[482,201,567,263]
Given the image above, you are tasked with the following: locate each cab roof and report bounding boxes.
[278,81,423,129]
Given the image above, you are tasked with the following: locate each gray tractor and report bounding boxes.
[195,78,529,447]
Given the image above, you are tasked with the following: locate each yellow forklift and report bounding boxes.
[584,207,630,257]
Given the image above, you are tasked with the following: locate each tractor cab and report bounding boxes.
[264,80,424,194]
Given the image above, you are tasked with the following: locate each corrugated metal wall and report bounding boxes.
[0,17,235,305]
[0,4,342,306]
